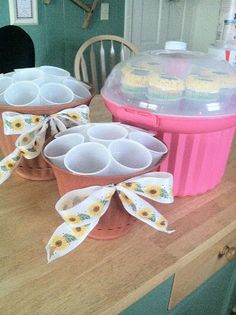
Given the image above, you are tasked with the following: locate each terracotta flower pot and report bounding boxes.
[0,85,95,180]
[42,137,167,240]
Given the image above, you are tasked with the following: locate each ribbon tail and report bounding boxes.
[46,219,99,263]
[0,122,48,184]
[45,185,116,262]
[120,172,174,204]
[117,186,174,234]
[0,149,22,184]
[16,123,47,160]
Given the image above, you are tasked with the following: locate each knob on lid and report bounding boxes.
[165,41,187,50]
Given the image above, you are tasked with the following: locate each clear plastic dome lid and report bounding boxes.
[101,47,236,117]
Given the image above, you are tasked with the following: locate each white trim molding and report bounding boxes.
[124,0,133,41]
[8,0,38,25]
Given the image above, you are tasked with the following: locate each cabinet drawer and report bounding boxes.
[169,226,236,309]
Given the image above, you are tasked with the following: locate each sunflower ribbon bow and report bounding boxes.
[46,172,174,262]
[0,105,90,184]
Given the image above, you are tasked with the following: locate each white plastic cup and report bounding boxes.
[63,79,91,100]
[14,67,37,72]
[87,124,128,147]
[40,83,74,105]
[108,139,152,176]
[40,65,70,83]
[0,77,13,103]
[64,142,111,176]
[44,134,84,169]
[13,68,44,85]
[4,81,40,106]
[67,76,92,89]
[4,71,14,77]
[39,74,65,85]
[55,124,93,141]
[129,131,168,166]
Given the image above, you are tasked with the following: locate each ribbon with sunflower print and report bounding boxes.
[46,171,174,262]
[0,105,89,184]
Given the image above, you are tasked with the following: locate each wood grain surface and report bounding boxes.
[0,96,235,315]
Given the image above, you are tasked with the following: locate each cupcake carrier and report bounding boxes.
[101,42,236,196]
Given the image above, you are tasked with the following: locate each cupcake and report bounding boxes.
[139,60,161,72]
[147,73,185,101]
[185,74,220,100]
[121,68,150,97]
[210,71,236,90]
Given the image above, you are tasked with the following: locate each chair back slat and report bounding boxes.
[120,43,125,61]
[100,41,106,85]
[110,40,116,70]
[90,44,98,91]
[74,35,138,93]
[80,55,88,82]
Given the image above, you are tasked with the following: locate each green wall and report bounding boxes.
[0,0,125,76]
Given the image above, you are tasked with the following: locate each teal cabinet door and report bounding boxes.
[120,276,174,315]
[121,261,236,315]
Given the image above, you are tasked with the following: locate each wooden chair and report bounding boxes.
[74,35,138,92]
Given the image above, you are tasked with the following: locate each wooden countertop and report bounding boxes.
[0,96,236,315]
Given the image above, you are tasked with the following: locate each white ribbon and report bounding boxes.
[0,105,90,184]
[46,172,174,262]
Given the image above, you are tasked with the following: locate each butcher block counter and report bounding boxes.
[0,96,236,315]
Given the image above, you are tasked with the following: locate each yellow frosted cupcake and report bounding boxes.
[148,73,185,101]
[185,74,220,100]
[121,68,150,96]
[210,71,236,89]
[139,60,161,72]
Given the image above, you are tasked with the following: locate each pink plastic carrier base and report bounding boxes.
[103,96,236,196]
